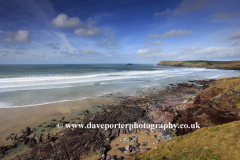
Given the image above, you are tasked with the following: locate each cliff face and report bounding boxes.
[177,76,240,135]
[126,76,240,160]
[158,60,240,70]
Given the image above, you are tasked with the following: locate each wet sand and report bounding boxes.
[0,96,113,145]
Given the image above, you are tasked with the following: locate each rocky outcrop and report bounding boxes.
[177,77,240,135]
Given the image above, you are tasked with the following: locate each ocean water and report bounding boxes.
[0,64,239,108]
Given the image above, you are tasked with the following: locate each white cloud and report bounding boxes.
[78,49,97,54]
[174,0,209,14]
[13,50,25,54]
[210,11,240,20]
[87,17,98,26]
[0,51,9,57]
[147,29,192,39]
[3,44,15,48]
[0,30,31,43]
[15,46,26,50]
[95,32,118,49]
[51,13,83,29]
[193,47,240,58]
[28,55,46,60]
[74,27,101,37]
[135,46,240,59]
[227,29,240,40]
[144,41,164,47]
[135,48,163,57]
[154,8,171,16]
[51,14,101,37]
[62,49,98,55]
[231,40,240,46]
[155,0,210,16]
[13,30,31,42]
[45,43,60,49]
[61,49,101,59]
[3,31,16,37]
[52,31,76,50]
[226,29,240,46]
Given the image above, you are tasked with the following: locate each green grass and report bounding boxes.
[183,60,224,65]
[126,120,240,160]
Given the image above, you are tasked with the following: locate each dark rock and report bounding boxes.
[23,127,31,136]
[155,139,160,143]
[132,136,138,140]
[96,146,106,155]
[141,143,147,146]
[125,145,131,151]
[158,131,167,139]
[110,155,117,159]
[140,148,151,152]
[122,137,131,141]
[144,129,150,136]
[84,110,90,114]
[126,151,140,157]
[106,154,111,160]
[117,147,125,153]
[132,141,139,148]
[151,135,157,138]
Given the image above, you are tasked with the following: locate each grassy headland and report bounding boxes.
[158,60,240,70]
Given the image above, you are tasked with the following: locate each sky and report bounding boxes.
[0,0,240,64]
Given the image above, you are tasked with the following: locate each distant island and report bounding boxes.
[158,60,240,70]
[127,63,133,65]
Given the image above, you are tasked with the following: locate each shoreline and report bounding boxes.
[0,78,213,159]
[0,96,114,146]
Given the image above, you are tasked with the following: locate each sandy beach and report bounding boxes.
[0,96,113,146]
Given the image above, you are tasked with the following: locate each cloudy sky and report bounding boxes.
[0,0,240,64]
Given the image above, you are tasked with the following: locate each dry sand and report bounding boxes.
[0,96,113,145]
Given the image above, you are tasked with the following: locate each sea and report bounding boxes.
[0,64,240,108]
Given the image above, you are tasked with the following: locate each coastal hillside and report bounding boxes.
[126,120,240,160]
[127,76,240,159]
[158,60,240,70]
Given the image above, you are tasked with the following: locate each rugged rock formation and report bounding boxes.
[177,77,240,135]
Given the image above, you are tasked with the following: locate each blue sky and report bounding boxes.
[0,0,240,64]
